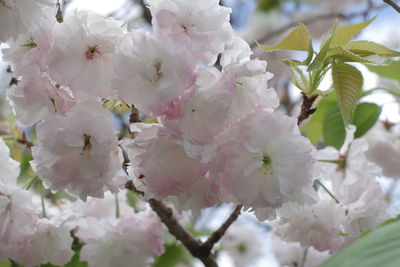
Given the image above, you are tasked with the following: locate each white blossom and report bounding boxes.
[0,185,38,261]
[149,0,233,64]
[0,0,55,43]
[49,10,125,99]
[113,30,196,116]
[15,218,74,267]
[7,66,76,127]
[31,101,123,200]
[0,138,19,185]
[76,208,164,267]
[220,223,265,266]
[212,109,317,219]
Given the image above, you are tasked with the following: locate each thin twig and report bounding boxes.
[383,0,400,13]
[251,4,384,49]
[202,205,243,252]
[125,180,144,196]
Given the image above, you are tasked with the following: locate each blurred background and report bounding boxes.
[1,0,400,266]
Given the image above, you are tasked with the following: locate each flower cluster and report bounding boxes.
[272,126,388,254]
[0,0,395,266]
[121,2,317,218]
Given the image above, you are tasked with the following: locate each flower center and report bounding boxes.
[85,45,101,60]
[260,153,272,175]
[81,134,93,154]
[154,60,163,81]
[237,243,247,254]
[20,37,37,49]
[149,59,163,82]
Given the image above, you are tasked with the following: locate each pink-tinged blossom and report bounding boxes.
[0,138,20,185]
[76,208,164,267]
[162,66,235,162]
[124,124,219,212]
[212,110,317,219]
[269,233,330,267]
[340,176,388,240]
[113,30,196,117]
[0,0,55,43]
[31,101,123,201]
[14,218,74,267]
[220,223,266,266]
[49,10,125,99]
[69,191,132,220]
[2,23,54,75]
[274,201,346,253]
[7,66,76,127]
[149,0,233,64]
[365,121,400,179]
[0,185,38,261]
[221,36,279,123]
[318,125,382,194]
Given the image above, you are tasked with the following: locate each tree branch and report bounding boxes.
[383,0,400,13]
[297,92,318,125]
[250,4,384,50]
[125,180,242,266]
[148,199,218,266]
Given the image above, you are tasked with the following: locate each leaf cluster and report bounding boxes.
[259,17,400,125]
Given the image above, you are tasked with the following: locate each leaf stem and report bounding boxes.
[25,176,38,190]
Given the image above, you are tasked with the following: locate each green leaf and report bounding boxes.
[258,0,280,11]
[126,190,138,210]
[308,22,336,71]
[40,252,87,267]
[330,17,376,47]
[332,63,363,124]
[102,99,130,114]
[323,102,346,149]
[353,102,382,138]
[366,60,400,80]
[63,252,87,267]
[343,41,400,57]
[0,262,11,267]
[288,65,309,91]
[283,41,314,66]
[153,243,188,267]
[258,24,311,52]
[321,218,400,267]
[328,47,375,63]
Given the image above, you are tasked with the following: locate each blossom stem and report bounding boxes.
[315,180,340,204]
[41,193,47,218]
[300,247,308,267]
[25,176,38,190]
[115,193,120,218]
